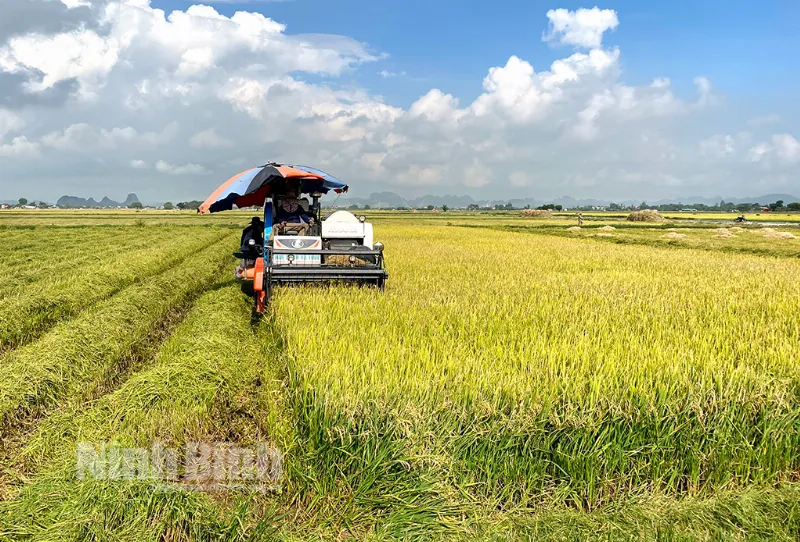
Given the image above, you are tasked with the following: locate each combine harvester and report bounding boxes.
[199,163,388,314]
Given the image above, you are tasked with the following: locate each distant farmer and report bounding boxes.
[578,213,584,226]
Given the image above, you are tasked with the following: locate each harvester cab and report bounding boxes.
[239,190,387,315]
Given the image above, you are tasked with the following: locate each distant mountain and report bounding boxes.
[332,191,799,210]
[56,193,140,208]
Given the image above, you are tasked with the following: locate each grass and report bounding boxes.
[0,211,799,539]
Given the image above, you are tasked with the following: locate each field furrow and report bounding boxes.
[0,235,235,438]
[0,286,288,540]
[0,228,229,351]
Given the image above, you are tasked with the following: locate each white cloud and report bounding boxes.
[378,70,406,78]
[0,136,40,158]
[748,142,770,162]
[543,7,619,49]
[748,134,800,165]
[0,1,796,203]
[0,109,25,140]
[693,76,714,107]
[155,160,208,175]
[773,134,800,162]
[700,134,735,157]
[60,0,91,8]
[0,29,120,97]
[42,123,137,151]
[189,129,234,149]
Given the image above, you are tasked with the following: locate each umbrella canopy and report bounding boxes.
[198,163,348,214]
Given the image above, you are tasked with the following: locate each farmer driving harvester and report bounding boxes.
[199,162,388,315]
[273,179,312,236]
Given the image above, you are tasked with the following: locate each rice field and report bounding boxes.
[0,210,799,540]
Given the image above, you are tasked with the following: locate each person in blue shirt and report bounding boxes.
[276,196,312,235]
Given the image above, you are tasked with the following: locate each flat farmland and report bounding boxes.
[0,210,799,541]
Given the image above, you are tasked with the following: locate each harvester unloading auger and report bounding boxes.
[199,163,388,314]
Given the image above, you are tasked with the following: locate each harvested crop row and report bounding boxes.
[0,285,290,539]
[491,224,800,259]
[0,235,235,436]
[274,225,800,511]
[0,227,228,351]
[0,227,125,264]
[0,228,179,295]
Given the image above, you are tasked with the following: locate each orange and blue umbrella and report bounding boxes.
[198,163,348,214]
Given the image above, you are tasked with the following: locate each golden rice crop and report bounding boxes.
[2,212,800,538]
[273,225,800,510]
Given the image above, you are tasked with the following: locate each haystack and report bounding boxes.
[627,210,663,222]
[521,209,553,218]
[730,226,745,233]
[714,229,735,238]
[764,231,797,240]
[662,232,687,240]
[598,225,616,231]
[566,226,581,231]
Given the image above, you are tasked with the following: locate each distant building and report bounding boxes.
[0,203,9,209]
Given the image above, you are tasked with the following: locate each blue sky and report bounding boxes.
[153,0,800,107]
[1,0,798,202]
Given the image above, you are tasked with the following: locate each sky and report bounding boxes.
[0,0,798,204]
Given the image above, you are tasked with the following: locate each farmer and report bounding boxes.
[240,216,264,249]
[235,216,264,279]
[276,195,312,235]
[578,213,584,226]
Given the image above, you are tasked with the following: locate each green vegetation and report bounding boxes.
[0,211,798,540]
